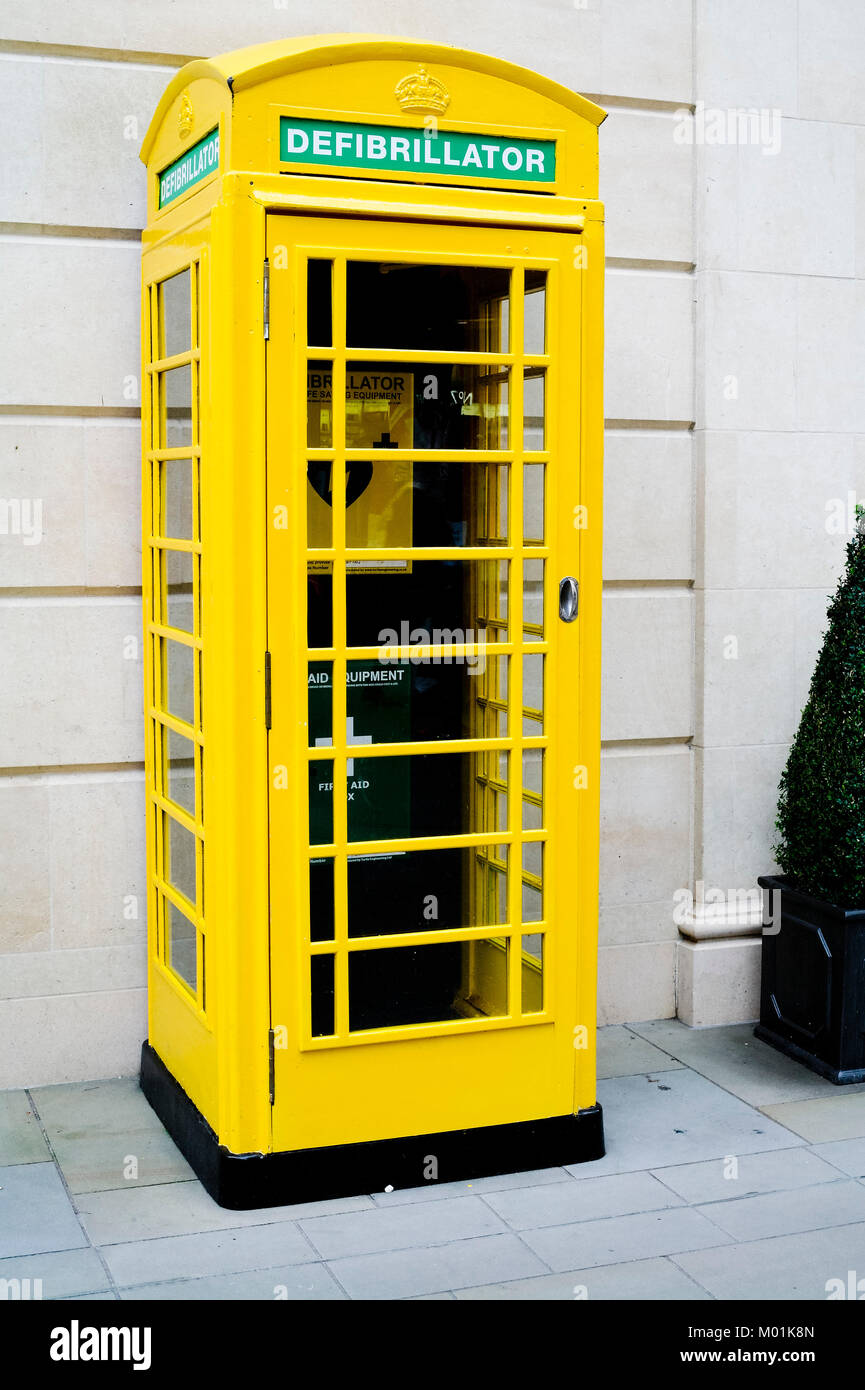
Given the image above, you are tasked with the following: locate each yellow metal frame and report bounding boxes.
[140,36,604,1159]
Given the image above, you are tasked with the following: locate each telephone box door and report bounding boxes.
[266,214,594,1152]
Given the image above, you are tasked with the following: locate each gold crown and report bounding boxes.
[178,92,194,140]
[394,66,451,115]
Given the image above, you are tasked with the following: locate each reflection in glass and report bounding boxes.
[159,457,194,540]
[166,898,197,990]
[165,812,197,907]
[522,841,543,923]
[521,933,544,1013]
[524,271,547,356]
[167,726,196,816]
[524,371,544,450]
[160,638,195,726]
[164,549,194,635]
[160,364,192,448]
[161,269,191,358]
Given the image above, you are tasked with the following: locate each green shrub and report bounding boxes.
[774,513,865,906]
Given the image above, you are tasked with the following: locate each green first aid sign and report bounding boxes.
[159,128,219,207]
[280,117,555,183]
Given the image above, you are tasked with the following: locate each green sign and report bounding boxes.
[308,661,411,846]
[159,128,219,208]
[280,117,555,184]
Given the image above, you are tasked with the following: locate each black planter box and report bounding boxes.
[756,874,865,1084]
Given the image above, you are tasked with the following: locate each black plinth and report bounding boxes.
[140,1040,605,1209]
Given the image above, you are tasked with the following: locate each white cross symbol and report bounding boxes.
[315,716,372,776]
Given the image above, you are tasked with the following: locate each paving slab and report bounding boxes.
[696,1179,865,1242]
[101,1222,316,1288]
[482,1171,683,1231]
[811,1138,865,1178]
[651,1146,844,1205]
[0,1091,51,1166]
[30,1079,194,1193]
[120,1262,345,1300]
[0,1247,111,1300]
[567,1069,802,1179]
[0,1163,87,1258]
[628,1020,865,1106]
[76,1179,374,1246]
[327,1232,546,1299]
[760,1095,865,1143]
[672,1222,865,1300]
[597,1025,684,1080]
[299,1195,508,1260]
[455,1255,712,1300]
[519,1206,731,1272]
[371,1166,573,1206]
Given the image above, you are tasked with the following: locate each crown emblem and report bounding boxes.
[394,66,450,115]
[178,92,194,140]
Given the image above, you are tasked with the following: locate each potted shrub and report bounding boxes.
[757,510,865,1083]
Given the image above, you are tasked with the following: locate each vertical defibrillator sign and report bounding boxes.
[307,370,413,572]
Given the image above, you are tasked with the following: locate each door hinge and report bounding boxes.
[263,257,270,340]
[264,650,272,729]
[268,1028,275,1105]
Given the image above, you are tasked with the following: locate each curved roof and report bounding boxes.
[140,34,606,162]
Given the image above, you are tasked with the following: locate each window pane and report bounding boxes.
[166,898,197,991]
[347,262,510,352]
[524,271,547,355]
[347,937,508,1031]
[307,259,332,347]
[158,457,194,540]
[522,933,544,1013]
[160,365,192,448]
[167,727,196,816]
[164,812,197,907]
[345,843,508,937]
[161,269,190,358]
[164,549,194,635]
[524,371,544,450]
[159,637,195,726]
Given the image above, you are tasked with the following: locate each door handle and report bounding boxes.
[559,576,579,622]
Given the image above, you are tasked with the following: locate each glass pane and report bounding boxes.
[315,458,509,553]
[346,558,508,648]
[308,361,508,452]
[307,259,332,347]
[159,637,195,726]
[160,365,192,448]
[524,371,544,450]
[308,655,505,749]
[346,843,508,936]
[166,897,197,990]
[522,933,544,1013]
[523,654,544,730]
[523,750,543,831]
[347,936,508,1031]
[311,953,335,1036]
[158,457,194,540]
[312,750,508,845]
[167,727,195,816]
[523,842,543,923]
[347,262,510,352]
[164,812,196,907]
[164,549,194,635]
[523,464,544,542]
[307,573,332,648]
[309,858,334,942]
[161,269,190,358]
[524,271,547,356]
[523,558,544,637]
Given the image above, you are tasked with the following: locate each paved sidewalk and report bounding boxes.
[3,1020,865,1300]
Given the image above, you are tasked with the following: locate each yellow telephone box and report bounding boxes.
[139,35,606,1207]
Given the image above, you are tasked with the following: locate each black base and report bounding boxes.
[754,1025,865,1085]
[140,1041,605,1209]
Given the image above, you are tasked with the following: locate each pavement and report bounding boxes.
[2,1019,865,1301]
